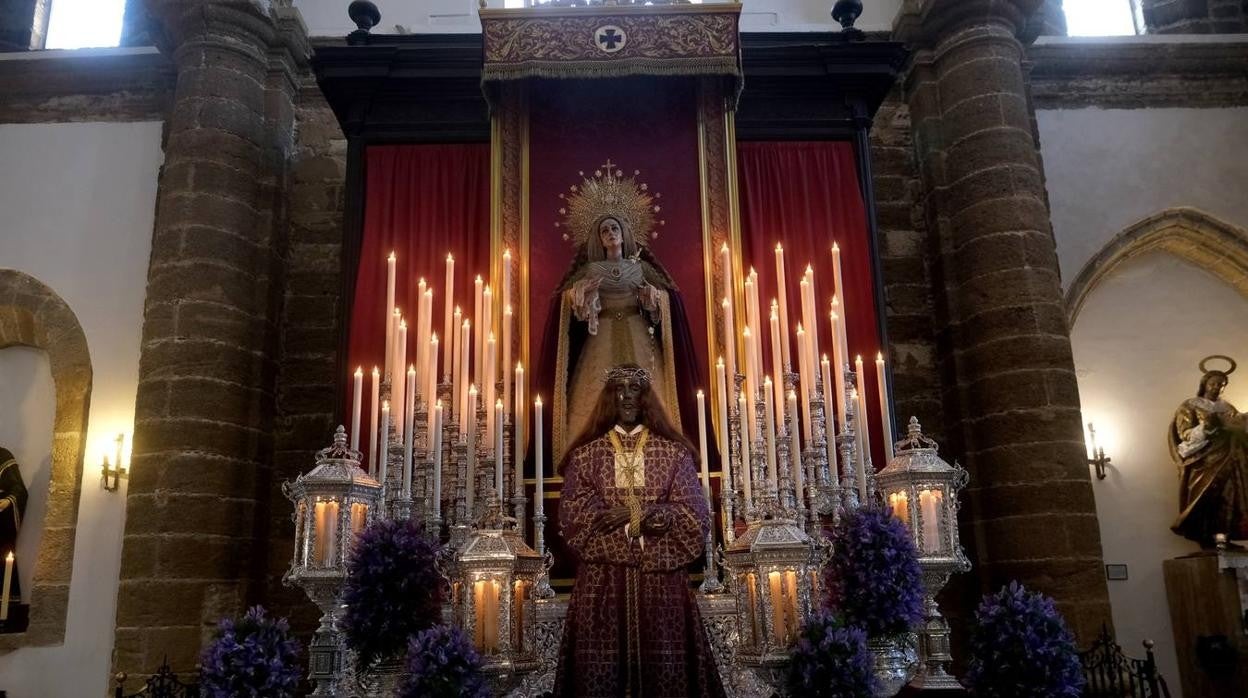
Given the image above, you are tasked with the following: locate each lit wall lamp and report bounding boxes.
[1087,422,1111,480]
[102,433,129,492]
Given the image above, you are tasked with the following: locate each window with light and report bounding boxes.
[45,0,126,49]
[1064,0,1144,36]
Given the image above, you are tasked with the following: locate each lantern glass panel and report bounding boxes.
[918,488,943,553]
[768,571,785,645]
[512,580,529,652]
[313,499,340,566]
[782,570,799,644]
[745,572,762,646]
[349,502,368,534]
[473,579,502,654]
[888,490,909,525]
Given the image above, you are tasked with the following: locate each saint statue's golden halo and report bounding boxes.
[1200,354,1237,375]
[556,159,665,247]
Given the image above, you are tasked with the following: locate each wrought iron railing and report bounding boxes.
[1080,625,1171,698]
[112,659,198,698]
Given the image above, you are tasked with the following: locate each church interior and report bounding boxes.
[1,0,1247,696]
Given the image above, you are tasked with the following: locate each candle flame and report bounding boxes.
[721,242,729,252]
[775,243,783,252]
[469,385,478,395]
[743,326,752,337]
[400,319,407,329]
[488,332,495,342]
[484,286,492,295]
[419,277,426,285]
[447,253,454,262]
[455,306,461,315]
[463,319,470,328]
[789,389,797,399]
[382,400,390,408]
[425,289,432,298]
[717,356,724,367]
[722,297,730,307]
[504,248,511,258]
[535,396,543,406]
[497,399,504,408]
[516,361,523,371]
[805,264,814,275]
[435,400,442,409]
[877,352,884,361]
[475,275,482,282]
[856,354,863,362]
[408,365,416,374]
[5,552,11,562]
[388,251,396,261]
[697,389,704,398]
[505,305,512,314]
[431,334,438,343]
[355,366,362,376]
[372,366,379,376]
[764,376,772,387]
[832,242,840,252]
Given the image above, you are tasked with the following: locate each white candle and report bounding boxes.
[721,297,737,390]
[534,397,545,514]
[432,401,443,521]
[514,363,525,499]
[473,275,484,385]
[746,268,762,385]
[831,298,848,428]
[764,377,778,489]
[738,392,752,505]
[797,324,813,441]
[466,385,478,514]
[502,249,513,343]
[502,305,512,421]
[716,357,730,503]
[720,243,732,313]
[482,285,493,383]
[855,355,871,499]
[451,307,462,418]
[821,355,838,475]
[697,390,710,504]
[769,302,785,436]
[351,367,363,452]
[851,387,867,499]
[495,399,505,499]
[427,335,440,436]
[459,319,471,436]
[877,353,894,461]
[774,244,792,370]
[743,326,758,438]
[788,389,803,501]
[379,400,390,489]
[403,366,416,498]
[0,552,12,621]
[394,319,407,428]
[444,254,454,379]
[831,241,845,315]
[919,489,942,552]
[369,366,380,475]
[803,265,820,375]
[484,332,496,453]
[385,251,396,379]
[416,284,431,401]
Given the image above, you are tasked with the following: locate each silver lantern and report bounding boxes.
[283,425,382,696]
[875,417,971,691]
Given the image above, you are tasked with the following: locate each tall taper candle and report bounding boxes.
[774,243,792,370]
[452,307,462,417]
[351,367,363,452]
[379,400,390,490]
[482,285,493,380]
[535,397,545,514]
[459,319,471,435]
[514,363,525,499]
[721,297,737,393]
[484,332,496,453]
[854,355,870,497]
[764,377,778,489]
[720,243,732,312]
[385,251,396,379]
[716,357,730,501]
[416,278,428,396]
[821,354,839,479]
[743,326,758,437]
[427,335,440,435]
[696,390,710,503]
[788,389,803,500]
[495,399,505,499]
[432,401,443,521]
[0,552,12,621]
[444,254,454,379]
[831,241,845,315]
[502,248,513,343]
[502,305,512,421]
[831,298,848,428]
[394,319,407,428]
[369,366,380,474]
[746,268,762,384]
[403,366,416,498]
[797,324,813,441]
[769,302,785,435]
[738,392,753,505]
[473,275,483,385]
[876,352,894,461]
[803,265,820,374]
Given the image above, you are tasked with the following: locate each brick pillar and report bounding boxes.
[113,0,308,679]
[1142,0,1248,33]
[896,0,1112,643]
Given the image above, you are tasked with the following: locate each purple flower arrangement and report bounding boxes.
[401,624,491,698]
[199,605,302,698]
[786,609,877,698]
[966,582,1085,698]
[341,517,444,668]
[824,504,925,638]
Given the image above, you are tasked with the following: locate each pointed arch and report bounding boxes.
[0,269,91,651]
[1066,208,1248,326]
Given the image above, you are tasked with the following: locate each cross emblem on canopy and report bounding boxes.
[594,25,626,53]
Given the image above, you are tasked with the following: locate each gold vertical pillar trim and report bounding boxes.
[724,106,746,334]
[696,81,718,411]
[490,111,504,337]
[519,90,531,439]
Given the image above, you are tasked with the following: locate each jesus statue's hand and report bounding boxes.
[594,506,632,534]
[640,508,670,535]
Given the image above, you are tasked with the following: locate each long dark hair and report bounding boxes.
[1198,370,1229,398]
[558,372,695,473]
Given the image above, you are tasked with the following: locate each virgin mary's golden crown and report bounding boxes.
[556,159,665,247]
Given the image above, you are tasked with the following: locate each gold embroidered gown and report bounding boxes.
[1170,396,1248,541]
[554,428,725,698]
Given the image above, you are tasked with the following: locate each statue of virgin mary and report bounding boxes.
[538,164,701,462]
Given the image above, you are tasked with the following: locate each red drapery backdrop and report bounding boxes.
[736,141,889,468]
[346,144,492,467]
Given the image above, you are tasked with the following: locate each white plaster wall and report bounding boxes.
[1038,107,1248,286]
[294,0,903,37]
[1070,251,1248,698]
[0,122,162,697]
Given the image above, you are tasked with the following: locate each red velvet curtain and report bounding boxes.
[736,141,889,467]
[347,144,491,466]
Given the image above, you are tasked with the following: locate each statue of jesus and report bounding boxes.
[553,364,725,698]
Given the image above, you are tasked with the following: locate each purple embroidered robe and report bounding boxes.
[554,429,725,698]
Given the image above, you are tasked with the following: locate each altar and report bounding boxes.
[301,2,909,695]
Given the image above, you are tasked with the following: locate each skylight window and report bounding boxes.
[1064,0,1142,37]
[45,0,125,49]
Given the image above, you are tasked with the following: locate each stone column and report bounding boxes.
[113,0,308,679]
[1142,0,1248,34]
[896,0,1112,642]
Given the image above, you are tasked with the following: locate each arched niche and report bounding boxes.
[0,269,91,651]
[1066,208,1248,326]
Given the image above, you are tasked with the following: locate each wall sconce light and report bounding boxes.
[1087,422,1111,480]
[102,433,128,492]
